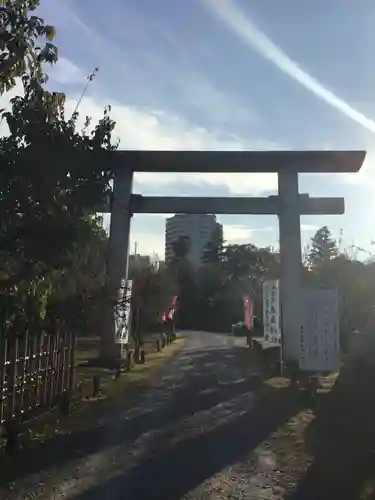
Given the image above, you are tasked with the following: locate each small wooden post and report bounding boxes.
[5,420,20,454]
[126,350,133,370]
[114,365,121,380]
[140,350,145,364]
[92,375,100,398]
[60,391,71,415]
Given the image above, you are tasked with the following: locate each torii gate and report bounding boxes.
[102,150,365,365]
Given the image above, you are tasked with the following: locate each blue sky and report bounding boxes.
[4,0,375,258]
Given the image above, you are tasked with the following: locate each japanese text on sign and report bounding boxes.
[262,280,281,345]
[299,289,339,372]
[115,279,132,344]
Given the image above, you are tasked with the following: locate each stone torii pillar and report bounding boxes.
[102,150,365,365]
[101,167,133,362]
[278,170,303,362]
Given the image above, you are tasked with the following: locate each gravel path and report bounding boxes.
[0,331,304,500]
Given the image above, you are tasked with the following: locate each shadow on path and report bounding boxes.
[74,383,304,500]
[0,346,258,485]
[285,360,375,500]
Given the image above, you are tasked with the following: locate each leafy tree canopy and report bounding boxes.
[308,225,338,269]
[0,0,120,337]
[0,0,57,95]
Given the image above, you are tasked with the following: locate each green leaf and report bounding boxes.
[44,25,56,41]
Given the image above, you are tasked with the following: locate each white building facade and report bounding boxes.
[165,214,222,268]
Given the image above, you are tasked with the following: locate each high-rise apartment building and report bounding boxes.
[165,214,223,268]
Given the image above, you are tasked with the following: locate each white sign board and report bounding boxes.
[115,279,132,344]
[299,289,340,372]
[262,280,281,345]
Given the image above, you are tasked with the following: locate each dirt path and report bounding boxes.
[2,331,375,499]
[0,331,277,499]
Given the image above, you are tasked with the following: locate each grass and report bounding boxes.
[74,333,185,397]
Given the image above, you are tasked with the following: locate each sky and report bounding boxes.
[2,0,375,259]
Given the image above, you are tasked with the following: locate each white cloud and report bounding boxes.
[204,0,375,135]
[0,60,281,259]
[130,221,276,258]
[300,224,319,232]
[222,223,275,244]
[0,54,275,192]
[0,63,341,260]
[339,148,375,187]
[60,90,281,195]
[135,171,278,195]
[39,0,259,132]
[223,224,252,243]
[48,57,87,85]
[61,93,245,151]
[170,66,258,127]
[147,17,256,125]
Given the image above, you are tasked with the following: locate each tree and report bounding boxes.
[221,244,278,285]
[39,217,109,337]
[169,235,194,298]
[171,235,191,261]
[0,2,119,344]
[178,241,279,332]
[301,226,375,351]
[0,0,58,94]
[167,235,198,329]
[131,264,176,351]
[202,224,224,265]
[0,99,116,336]
[308,225,338,269]
[0,97,116,280]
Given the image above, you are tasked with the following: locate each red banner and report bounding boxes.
[243,295,253,330]
[162,296,178,322]
[168,295,178,319]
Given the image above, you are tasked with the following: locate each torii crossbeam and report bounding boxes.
[102,150,365,365]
